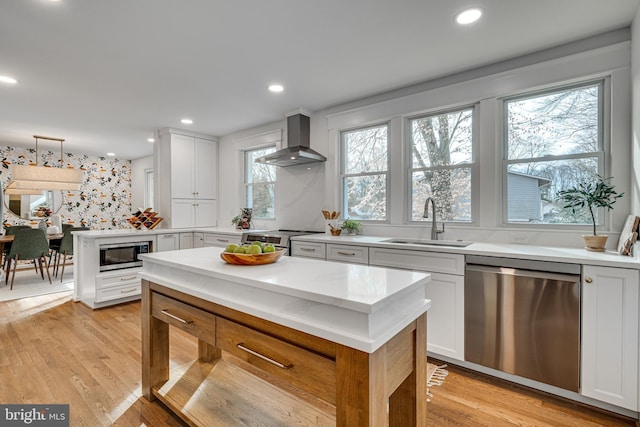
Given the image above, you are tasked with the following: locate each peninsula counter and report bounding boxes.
[139,247,431,426]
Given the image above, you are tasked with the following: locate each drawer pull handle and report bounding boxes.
[216,238,229,242]
[300,247,316,252]
[162,234,175,238]
[236,343,292,369]
[161,310,193,325]
[120,276,137,281]
[120,288,138,294]
[337,251,356,256]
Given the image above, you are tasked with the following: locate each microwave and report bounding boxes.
[99,241,150,272]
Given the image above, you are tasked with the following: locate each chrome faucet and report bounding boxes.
[423,196,444,240]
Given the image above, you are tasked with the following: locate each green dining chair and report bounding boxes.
[5,228,52,290]
[47,223,73,268]
[3,225,33,271]
[52,226,87,281]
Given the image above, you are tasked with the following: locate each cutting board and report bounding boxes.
[617,214,640,255]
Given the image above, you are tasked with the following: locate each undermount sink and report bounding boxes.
[382,238,473,248]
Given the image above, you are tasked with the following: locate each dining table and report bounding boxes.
[0,232,65,277]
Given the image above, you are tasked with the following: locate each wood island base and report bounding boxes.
[142,280,427,427]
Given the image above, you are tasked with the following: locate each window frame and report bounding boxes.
[339,122,390,222]
[406,104,477,224]
[243,144,277,220]
[500,78,608,228]
[144,168,154,209]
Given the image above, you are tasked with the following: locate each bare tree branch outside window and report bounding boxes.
[409,108,474,222]
[505,82,603,224]
[245,146,276,219]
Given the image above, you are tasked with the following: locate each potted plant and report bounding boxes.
[231,215,242,229]
[341,219,362,235]
[557,175,623,252]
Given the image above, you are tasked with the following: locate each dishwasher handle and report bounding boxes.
[465,263,580,283]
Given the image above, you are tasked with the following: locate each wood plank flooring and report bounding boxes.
[0,291,637,426]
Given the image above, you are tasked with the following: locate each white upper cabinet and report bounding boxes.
[156,129,218,228]
[170,134,217,200]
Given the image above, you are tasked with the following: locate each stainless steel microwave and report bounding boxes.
[99,241,150,272]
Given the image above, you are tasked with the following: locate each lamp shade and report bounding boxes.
[7,164,83,191]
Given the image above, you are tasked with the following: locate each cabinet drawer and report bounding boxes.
[326,244,368,264]
[152,292,216,344]
[290,241,326,259]
[216,317,336,404]
[369,247,464,275]
[203,233,240,247]
[96,271,141,289]
[95,282,141,303]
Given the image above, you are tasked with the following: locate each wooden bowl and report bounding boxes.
[220,249,285,265]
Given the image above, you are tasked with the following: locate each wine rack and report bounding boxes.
[127,208,163,230]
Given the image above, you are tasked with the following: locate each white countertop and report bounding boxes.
[138,247,431,353]
[291,234,640,269]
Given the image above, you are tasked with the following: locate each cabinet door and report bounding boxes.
[193,232,204,248]
[170,134,196,199]
[179,233,194,250]
[425,273,464,360]
[156,233,180,252]
[194,199,217,227]
[581,265,639,410]
[171,199,196,228]
[194,138,217,199]
[203,233,239,248]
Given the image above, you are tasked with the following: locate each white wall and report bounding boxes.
[131,155,153,210]
[219,31,635,248]
[632,9,640,215]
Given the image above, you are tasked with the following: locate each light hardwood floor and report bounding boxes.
[0,292,636,426]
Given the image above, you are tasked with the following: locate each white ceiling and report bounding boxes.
[1,0,638,160]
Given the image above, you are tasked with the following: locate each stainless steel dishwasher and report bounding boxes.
[465,255,581,392]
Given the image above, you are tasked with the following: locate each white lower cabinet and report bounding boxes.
[326,244,368,264]
[156,233,180,252]
[203,233,240,248]
[179,233,194,249]
[291,241,326,259]
[95,269,142,303]
[193,232,204,248]
[368,247,465,361]
[581,265,639,410]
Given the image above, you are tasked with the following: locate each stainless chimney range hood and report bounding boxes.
[255,113,326,167]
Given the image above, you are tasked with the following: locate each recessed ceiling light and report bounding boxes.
[147,138,155,143]
[455,8,482,25]
[0,75,18,84]
[181,118,193,124]
[268,84,284,93]
[106,152,116,157]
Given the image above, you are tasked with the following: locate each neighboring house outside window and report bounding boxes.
[340,124,389,221]
[503,81,604,225]
[408,107,474,222]
[244,146,276,219]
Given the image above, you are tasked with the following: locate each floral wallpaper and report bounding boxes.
[0,146,132,229]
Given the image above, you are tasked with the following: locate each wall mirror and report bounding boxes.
[4,190,64,219]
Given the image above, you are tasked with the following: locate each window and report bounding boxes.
[408,107,474,222]
[144,169,154,208]
[503,81,604,225]
[244,146,276,219]
[340,124,388,221]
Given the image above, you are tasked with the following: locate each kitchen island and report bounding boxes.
[139,247,431,426]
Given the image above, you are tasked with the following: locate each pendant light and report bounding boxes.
[6,135,84,191]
